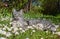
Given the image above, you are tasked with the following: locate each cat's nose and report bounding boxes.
[14,17,19,21]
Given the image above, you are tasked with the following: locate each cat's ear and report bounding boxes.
[18,9,24,15]
[12,8,17,14]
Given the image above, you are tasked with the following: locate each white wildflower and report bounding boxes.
[19,28,23,30]
[38,6,41,7]
[46,31,48,33]
[6,32,12,37]
[2,28,6,31]
[15,32,19,35]
[27,26,34,29]
[0,30,3,33]
[1,18,5,21]
[32,30,35,32]
[9,22,12,25]
[4,26,8,29]
[26,37,29,39]
[21,30,25,33]
[12,30,16,33]
[41,37,44,39]
[10,18,12,21]
[2,24,6,26]
[14,27,18,31]
[32,25,35,27]
[7,28,12,31]
[0,37,6,39]
[10,27,13,29]
[12,31,15,33]
[0,30,6,35]
[12,28,18,33]
[3,31,6,35]
[55,32,60,35]
[55,25,59,28]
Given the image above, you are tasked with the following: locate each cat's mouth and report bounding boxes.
[13,17,19,21]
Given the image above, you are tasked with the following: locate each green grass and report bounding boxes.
[24,12,60,24]
[7,29,60,39]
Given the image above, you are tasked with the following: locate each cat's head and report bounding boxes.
[12,8,24,20]
[12,8,24,17]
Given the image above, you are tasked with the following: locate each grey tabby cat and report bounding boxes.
[12,8,59,32]
[12,9,28,29]
[27,19,58,32]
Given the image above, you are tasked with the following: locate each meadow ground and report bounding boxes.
[0,9,60,39]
